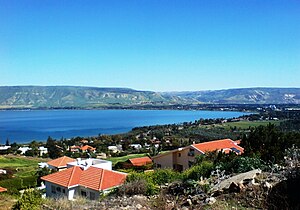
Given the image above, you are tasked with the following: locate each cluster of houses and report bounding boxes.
[38,138,244,200]
[0,145,48,156]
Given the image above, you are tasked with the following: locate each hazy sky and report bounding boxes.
[1,0,299,91]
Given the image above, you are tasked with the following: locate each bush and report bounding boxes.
[22,176,37,188]
[0,176,37,195]
[0,178,23,195]
[151,169,181,185]
[117,179,148,196]
[217,156,265,174]
[182,161,214,181]
[12,189,43,210]
[120,171,158,195]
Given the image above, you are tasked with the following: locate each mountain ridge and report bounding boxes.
[0,86,300,109]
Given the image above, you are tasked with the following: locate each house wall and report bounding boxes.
[44,181,69,199]
[152,152,173,169]
[153,146,205,171]
[67,187,77,200]
[173,148,190,171]
[77,186,101,200]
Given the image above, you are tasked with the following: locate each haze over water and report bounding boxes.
[0,110,245,143]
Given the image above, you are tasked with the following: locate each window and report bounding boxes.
[178,153,181,157]
[51,186,56,194]
[90,192,96,200]
[62,189,65,194]
[188,148,195,156]
[157,164,161,168]
[56,187,61,192]
[81,190,87,197]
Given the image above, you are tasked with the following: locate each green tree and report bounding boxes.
[46,136,62,159]
[5,138,10,146]
[35,167,51,186]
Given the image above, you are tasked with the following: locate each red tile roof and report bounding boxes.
[80,167,127,190]
[41,166,82,187]
[81,145,96,151]
[192,139,244,154]
[47,156,75,168]
[0,187,7,193]
[129,156,152,166]
[41,166,127,191]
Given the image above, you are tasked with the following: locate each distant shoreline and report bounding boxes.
[0,103,298,113]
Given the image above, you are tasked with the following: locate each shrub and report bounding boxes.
[119,171,158,195]
[126,171,147,183]
[0,176,37,195]
[217,156,265,174]
[22,176,37,188]
[182,161,214,181]
[12,189,43,210]
[0,178,23,195]
[117,179,148,196]
[151,169,181,185]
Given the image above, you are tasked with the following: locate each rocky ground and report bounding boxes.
[43,168,300,210]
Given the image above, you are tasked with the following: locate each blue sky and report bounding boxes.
[0,0,299,91]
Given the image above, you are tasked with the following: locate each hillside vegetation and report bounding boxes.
[1,86,300,109]
[163,87,300,104]
[0,86,181,109]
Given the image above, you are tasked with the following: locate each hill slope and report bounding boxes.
[163,88,300,104]
[0,86,300,109]
[0,86,180,108]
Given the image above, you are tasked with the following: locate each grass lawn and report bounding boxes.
[107,153,148,165]
[0,155,49,209]
[0,155,49,177]
[222,120,282,130]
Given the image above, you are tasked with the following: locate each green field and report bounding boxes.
[0,155,50,209]
[0,155,48,177]
[0,155,49,195]
[223,120,282,129]
[107,153,148,165]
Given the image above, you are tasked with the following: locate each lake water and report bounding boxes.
[0,110,246,143]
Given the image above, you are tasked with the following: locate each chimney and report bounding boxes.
[76,158,81,165]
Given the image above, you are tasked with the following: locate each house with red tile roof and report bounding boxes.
[0,186,7,193]
[41,165,127,200]
[152,139,244,172]
[128,156,152,167]
[115,156,153,170]
[81,145,96,153]
[47,156,75,171]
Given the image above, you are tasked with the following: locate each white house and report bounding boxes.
[41,163,127,200]
[18,146,31,155]
[129,144,142,150]
[0,146,11,151]
[108,145,122,153]
[38,146,48,156]
[0,169,7,174]
[38,162,49,168]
